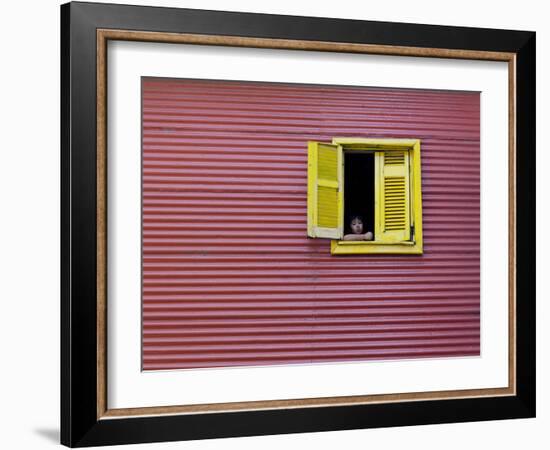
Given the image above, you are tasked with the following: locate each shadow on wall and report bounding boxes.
[34,428,59,444]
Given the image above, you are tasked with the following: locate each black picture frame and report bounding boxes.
[61,1,535,447]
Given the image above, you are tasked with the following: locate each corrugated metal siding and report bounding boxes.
[141,79,480,370]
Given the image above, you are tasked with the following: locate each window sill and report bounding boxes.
[330,240,423,255]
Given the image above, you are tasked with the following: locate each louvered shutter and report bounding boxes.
[376,151,411,242]
[307,142,343,239]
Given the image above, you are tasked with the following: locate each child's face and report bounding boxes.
[350,218,364,234]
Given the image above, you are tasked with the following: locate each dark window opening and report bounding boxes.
[344,152,375,238]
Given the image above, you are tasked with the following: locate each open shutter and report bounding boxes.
[307,141,343,239]
[375,151,411,242]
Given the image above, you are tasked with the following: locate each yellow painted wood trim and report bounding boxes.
[306,142,316,237]
[313,227,342,239]
[333,138,419,148]
[337,143,344,238]
[331,240,423,255]
[411,140,424,252]
[336,240,415,246]
[318,179,339,189]
[374,152,382,240]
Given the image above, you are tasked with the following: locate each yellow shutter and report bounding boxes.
[375,151,411,242]
[307,141,343,239]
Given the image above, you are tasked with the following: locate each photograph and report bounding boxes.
[141,77,481,371]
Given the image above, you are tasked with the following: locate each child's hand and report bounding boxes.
[364,232,373,241]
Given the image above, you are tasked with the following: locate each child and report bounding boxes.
[343,215,373,241]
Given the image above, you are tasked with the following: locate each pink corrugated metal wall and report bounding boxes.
[141,78,480,370]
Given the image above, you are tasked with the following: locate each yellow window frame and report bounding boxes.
[330,138,423,255]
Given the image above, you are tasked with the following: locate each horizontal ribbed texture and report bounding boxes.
[142,78,480,370]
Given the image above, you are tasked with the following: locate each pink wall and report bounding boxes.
[141,78,480,370]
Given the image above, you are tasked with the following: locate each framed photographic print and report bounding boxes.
[60,1,535,447]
